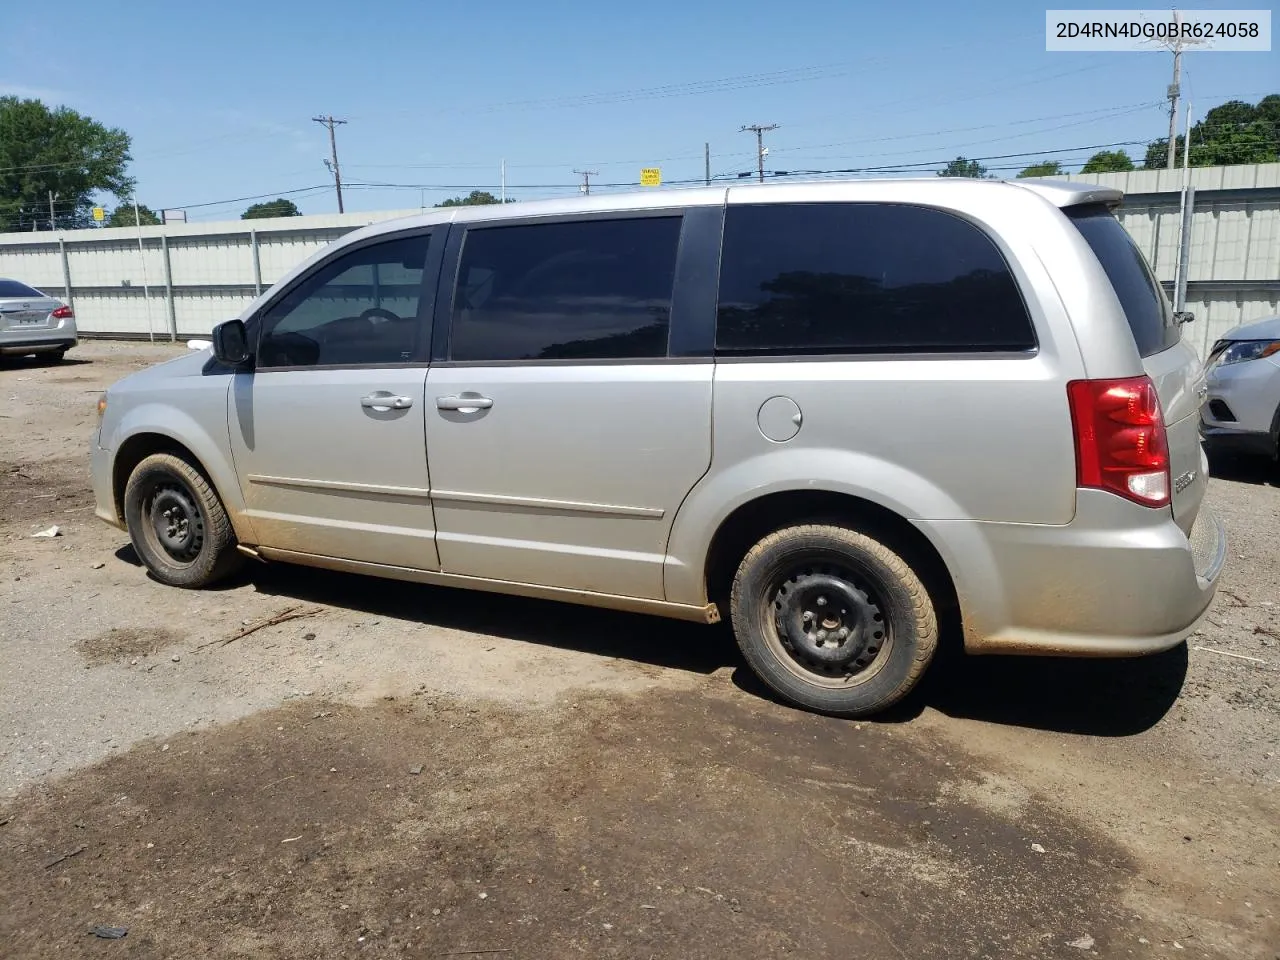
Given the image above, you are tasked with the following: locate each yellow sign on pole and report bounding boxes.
[640,168,661,187]
[92,207,106,222]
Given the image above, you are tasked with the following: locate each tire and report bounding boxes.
[123,453,244,588]
[47,348,67,363]
[730,524,938,718]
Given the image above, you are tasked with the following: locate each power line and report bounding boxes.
[775,102,1164,157]
[312,115,348,213]
[341,137,1155,194]
[13,129,1173,225]
[338,102,1172,179]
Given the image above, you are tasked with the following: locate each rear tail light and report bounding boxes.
[51,305,73,319]
[1067,376,1170,508]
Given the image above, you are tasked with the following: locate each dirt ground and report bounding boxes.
[1,340,1277,959]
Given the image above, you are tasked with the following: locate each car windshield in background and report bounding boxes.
[0,280,46,298]
[1067,204,1179,358]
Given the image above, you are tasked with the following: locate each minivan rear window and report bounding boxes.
[0,279,45,298]
[1066,204,1179,357]
[715,203,1035,356]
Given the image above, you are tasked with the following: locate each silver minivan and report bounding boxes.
[91,179,1226,717]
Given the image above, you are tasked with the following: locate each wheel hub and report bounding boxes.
[773,572,883,673]
[149,485,203,562]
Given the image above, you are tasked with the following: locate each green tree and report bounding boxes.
[1142,96,1280,169]
[436,190,505,207]
[0,97,134,232]
[936,157,991,178]
[242,198,302,219]
[1081,150,1135,173]
[107,203,160,227]
[1016,161,1066,178]
[1142,137,1180,169]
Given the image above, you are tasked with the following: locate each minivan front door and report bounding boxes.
[227,231,442,570]
[424,214,712,600]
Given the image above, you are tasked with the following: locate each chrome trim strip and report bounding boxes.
[430,489,664,519]
[247,474,433,499]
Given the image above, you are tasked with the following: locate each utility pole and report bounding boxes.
[574,169,598,196]
[704,142,711,186]
[1161,10,1207,169]
[48,190,58,230]
[741,124,779,183]
[312,115,348,212]
[1166,32,1182,169]
[132,197,154,343]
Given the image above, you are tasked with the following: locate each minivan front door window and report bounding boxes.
[257,234,430,368]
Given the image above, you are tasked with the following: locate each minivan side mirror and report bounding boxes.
[211,319,251,366]
[1174,311,1195,326]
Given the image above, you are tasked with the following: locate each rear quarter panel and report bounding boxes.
[664,182,1092,606]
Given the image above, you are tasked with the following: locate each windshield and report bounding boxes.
[1067,204,1179,357]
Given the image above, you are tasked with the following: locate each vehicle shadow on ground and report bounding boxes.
[248,560,1187,732]
[114,544,268,593]
[734,640,1189,737]
[0,356,92,370]
[253,562,736,675]
[1207,452,1280,488]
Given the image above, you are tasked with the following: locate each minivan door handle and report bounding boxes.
[360,392,413,411]
[436,395,493,412]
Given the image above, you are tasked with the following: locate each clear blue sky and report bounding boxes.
[3,0,1276,220]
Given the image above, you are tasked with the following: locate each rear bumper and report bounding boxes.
[0,316,78,354]
[916,489,1226,658]
[0,336,77,355]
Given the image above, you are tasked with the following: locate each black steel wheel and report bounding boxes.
[123,453,243,588]
[731,524,938,717]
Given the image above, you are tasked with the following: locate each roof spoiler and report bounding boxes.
[1013,179,1124,209]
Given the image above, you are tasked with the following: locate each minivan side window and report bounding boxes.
[257,233,431,368]
[715,203,1036,356]
[448,216,682,362]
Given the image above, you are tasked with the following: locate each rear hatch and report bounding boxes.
[1066,204,1206,535]
[0,279,61,333]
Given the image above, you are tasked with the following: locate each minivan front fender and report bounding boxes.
[105,398,255,544]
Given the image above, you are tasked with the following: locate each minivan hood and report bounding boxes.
[111,348,211,391]
[1220,315,1280,341]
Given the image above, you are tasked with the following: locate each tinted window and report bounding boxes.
[0,279,45,298]
[448,217,681,362]
[257,234,430,367]
[715,203,1035,355]
[1067,204,1178,357]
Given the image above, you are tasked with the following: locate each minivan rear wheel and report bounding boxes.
[123,453,243,588]
[730,524,938,718]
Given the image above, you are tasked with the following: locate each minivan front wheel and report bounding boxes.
[123,453,243,588]
[730,524,938,718]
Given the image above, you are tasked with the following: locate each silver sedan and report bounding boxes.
[0,278,78,362]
